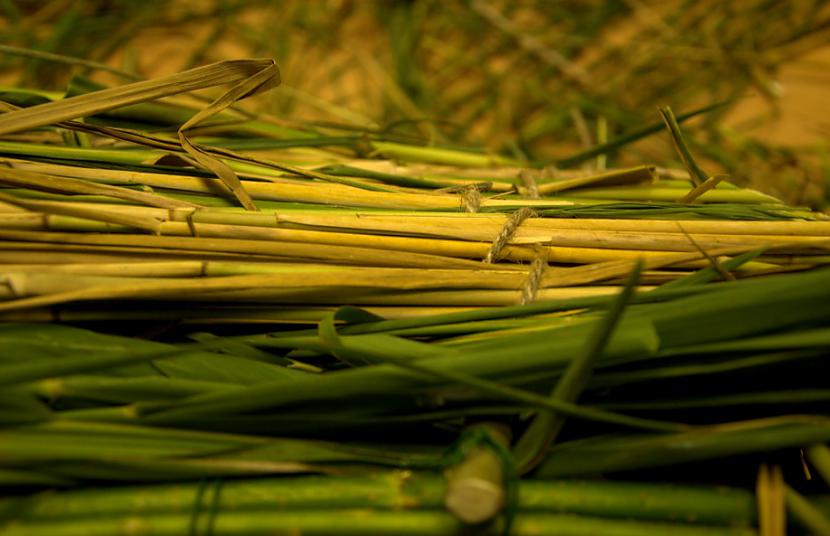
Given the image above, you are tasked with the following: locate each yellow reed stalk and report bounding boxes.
[0,305,480,323]
[0,193,163,233]
[0,242,284,263]
[0,165,199,208]
[330,287,653,306]
[5,197,829,238]
[274,213,830,240]
[3,210,792,272]
[0,262,689,286]
[3,159,571,210]
[535,165,656,196]
[0,229,503,270]
[0,266,649,311]
[8,208,830,254]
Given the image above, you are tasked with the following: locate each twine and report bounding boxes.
[518,170,540,199]
[521,246,548,305]
[484,207,537,263]
[518,165,557,198]
[460,184,482,213]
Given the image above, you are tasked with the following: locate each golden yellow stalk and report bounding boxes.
[0,193,163,233]
[0,229,504,270]
[535,165,656,195]
[0,264,653,311]
[3,160,570,210]
[0,242,281,263]
[330,287,651,306]
[274,212,830,240]
[2,211,789,269]
[4,195,828,238]
[0,262,689,286]
[0,165,199,209]
[0,305,479,323]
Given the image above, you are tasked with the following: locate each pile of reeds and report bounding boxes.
[1,60,830,535]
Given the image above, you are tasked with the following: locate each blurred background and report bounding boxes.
[1,0,830,206]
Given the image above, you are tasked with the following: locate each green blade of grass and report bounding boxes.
[807,444,830,485]
[512,261,643,473]
[537,416,830,477]
[0,473,757,526]
[554,100,731,169]
[785,484,830,535]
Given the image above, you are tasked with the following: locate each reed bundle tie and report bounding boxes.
[484,207,537,263]
[518,165,557,199]
[460,184,482,213]
[518,170,540,199]
[521,247,548,305]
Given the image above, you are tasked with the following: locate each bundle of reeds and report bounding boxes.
[1,59,830,535]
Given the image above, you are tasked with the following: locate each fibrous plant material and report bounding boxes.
[0,56,829,536]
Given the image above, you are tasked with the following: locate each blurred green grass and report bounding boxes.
[1,0,830,206]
